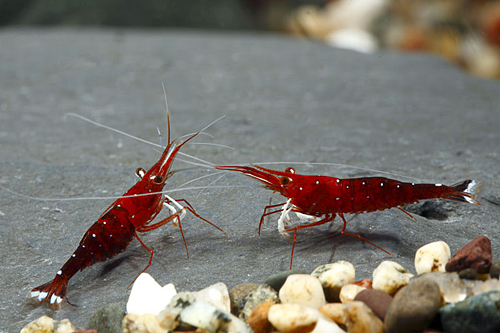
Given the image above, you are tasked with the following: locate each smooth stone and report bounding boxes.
[342,301,384,333]
[20,316,54,333]
[192,282,231,312]
[372,261,413,295]
[354,289,393,321]
[339,284,366,303]
[414,240,451,274]
[354,278,372,289]
[279,274,327,308]
[88,303,125,333]
[440,291,500,333]
[384,279,442,333]
[445,235,492,273]
[310,315,346,333]
[458,267,478,280]
[311,261,355,302]
[470,278,500,296]
[490,261,500,279]
[319,303,345,325]
[412,272,466,303]
[229,283,260,316]
[268,304,345,333]
[122,313,167,333]
[54,319,76,333]
[180,302,252,332]
[247,301,275,333]
[126,273,177,316]
[264,268,307,292]
[240,284,279,321]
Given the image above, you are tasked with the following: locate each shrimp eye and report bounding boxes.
[280,176,291,185]
[151,175,163,184]
[135,167,146,179]
[285,167,295,174]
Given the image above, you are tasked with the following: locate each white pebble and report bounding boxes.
[279,274,326,308]
[312,261,355,301]
[372,261,414,295]
[414,241,451,274]
[126,273,177,316]
[180,302,251,332]
[339,284,366,303]
[192,282,230,312]
[269,304,345,333]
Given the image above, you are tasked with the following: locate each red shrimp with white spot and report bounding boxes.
[216,164,481,268]
[27,113,225,308]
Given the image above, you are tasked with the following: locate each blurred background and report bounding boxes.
[2,0,500,79]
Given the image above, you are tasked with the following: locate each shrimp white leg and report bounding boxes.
[164,194,187,221]
[277,198,293,237]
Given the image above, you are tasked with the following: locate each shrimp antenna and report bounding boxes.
[161,82,171,145]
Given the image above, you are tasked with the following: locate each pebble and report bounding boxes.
[180,302,252,332]
[229,283,260,316]
[354,289,393,321]
[247,301,275,333]
[458,267,478,280]
[311,261,355,302]
[264,268,307,292]
[470,278,500,296]
[122,313,167,333]
[445,235,492,274]
[372,261,413,295]
[319,303,345,325]
[339,284,366,303]
[414,240,451,274]
[342,301,384,333]
[440,291,500,333]
[88,303,125,333]
[413,272,466,303]
[354,278,372,289]
[126,273,177,316]
[239,284,279,320]
[158,291,197,330]
[490,261,500,279]
[384,279,442,333]
[279,274,326,308]
[54,319,75,333]
[192,282,231,312]
[20,316,54,333]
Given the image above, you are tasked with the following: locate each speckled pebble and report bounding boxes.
[158,292,197,330]
[180,302,252,332]
[20,316,54,333]
[240,284,279,320]
[339,284,366,303]
[446,235,492,274]
[88,303,125,333]
[319,303,345,325]
[264,268,307,292]
[342,301,384,333]
[440,291,500,333]
[279,274,326,308]
[311,261,355,302]
[384,279,442,333]
[372,261,413,295]
[229,283,260,316]
[490,262,500,279]
[413,272,466,303]
[247,301,275,333]
[414,241,451,274]
[122,313,167,333]
[354,289,393,321]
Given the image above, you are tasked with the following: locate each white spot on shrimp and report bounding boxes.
[316,180,319,185]
[367,195,370,199]
[110,234,113,238]
[131,215,135,219]
[346,185,349,189]
[299,187,303,191]
[362,181,366,185]
[380,182,384,186]
[29,290,40,298]
[57,270,62,276]
[50,294,62,305]
[412,183,415,186]
[82,245,85,249]
[71,254,76,258]
[117,204,121,208]
[397,184,400,188]
[39,291,48,301]
[92,233,96,238]
[103,221,106,225]
[336,179,340,183]
[435,183,442,186]
[336,197,340,200]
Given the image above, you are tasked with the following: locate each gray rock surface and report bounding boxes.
[0,28,498,331]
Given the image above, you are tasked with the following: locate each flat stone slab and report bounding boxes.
[1,28,498,331]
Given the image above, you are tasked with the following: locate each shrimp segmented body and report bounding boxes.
[28,117,224,308]
[216,165,481,268]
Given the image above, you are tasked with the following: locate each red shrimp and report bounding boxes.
[28,116,224,308]
[216,165,481,268]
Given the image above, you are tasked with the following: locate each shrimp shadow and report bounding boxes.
[99,253,134,278]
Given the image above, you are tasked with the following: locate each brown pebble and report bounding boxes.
[319,303,345,325]
[458,268,478,280]
[354,289,392,321]
[445,236,492,274]
[229,283,260,316]
[384,279,442,333]
[490,262,500,279]
[247,301,275,333]
[354,278,373,289]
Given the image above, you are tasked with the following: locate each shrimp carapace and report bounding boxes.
[216,164,481,268]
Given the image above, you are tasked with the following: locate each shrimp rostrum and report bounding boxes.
[216,165,481,268]
[28,118,224,308]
